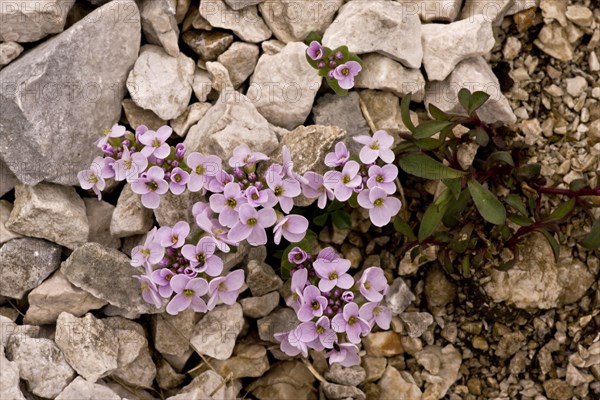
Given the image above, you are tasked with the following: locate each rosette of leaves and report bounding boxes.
[393,89,600,274]
[304,33,363,96]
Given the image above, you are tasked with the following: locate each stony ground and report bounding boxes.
[0,0,599,399]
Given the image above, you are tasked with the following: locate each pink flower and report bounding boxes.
[131,228,164,269]
[297,316,337,350]
[324,142,350,167]
[207,269,245,309]
[359,302,392,330]
[195,212,233,253]
[273,214,309,244]
[78,156,107,199]
[114,147,148,182]
[134,274,162,308]
[302,171,334,209]
[357,187,401,227]
[206,169,234,193]
[297,285,328,322]
[313,257,353,292]
[353,130,394,164]
[245,186,269,207]
[326,343,361,367]
[357,267,388,302]
[155,221,190,248]
[228,144,269,168]
[324,160,361,202]
[332,61,362,90]
[367,164,398,194]
[275,327,309,358]
[150,268,175,298]
[331,302,370,344]
[307,41,324,61]
[265,172,301,214]
[96,124,126,148]
[186,153,222,192]
[287,268,307,312]
[130,166,169,209]
[181,237,223,276]
[169,167,190,195]
[166,275,209,315]
[139,126,172,159]
[288,247,309,264]
[227,204,277,246]
[209,182,247,227]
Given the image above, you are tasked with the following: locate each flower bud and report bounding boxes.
[341,291,354,302]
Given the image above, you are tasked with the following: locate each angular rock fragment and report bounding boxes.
[61,242,164,314]
[421,15,495,81]
[259,0,342,42]
[24,270,106,325]
[190,303,244,360]
[127,44,195,120]
[84,198,120,249]
[171,102,212,137]
[183,29,233,61]
[0,0,140,185]
[322,0,423,68]
[248,42,322,130]
[0,0,75,42]
[200,0,271,43]
[110,184,154,238]
[0,238,61,299]
[6,183,88,249]
[0,200,21,245]
[140,0,180,57]
[0,42,23,67]
[217,42,259,88]
[121,99,166,131]
[55,377,121,400]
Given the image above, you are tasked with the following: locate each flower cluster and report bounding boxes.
[276,247,391,367]
[305,40,362,95]
[131,220,244,315]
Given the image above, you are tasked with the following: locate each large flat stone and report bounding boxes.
[0,0,140,185]
[61,242,165,314]
[0,0,75,42]
[322,0,423,68]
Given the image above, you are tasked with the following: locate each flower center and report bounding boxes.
[196,253,206,263]
[252,193,259,200]
[364,281,372,290]
[152,138,161,148]
[274,185,284,196]
[342,175,350,184]
[196,164,205,175]
[312,300,321,310]
[294,253,303,260]
[226,198,237,208]
[174,174,181,183]
[218,282,228,292]
[183,289,195,296]
[124,158,133,169]
[316,325,325,334]
[146,180,159,191]
[328,272,338,281]
[141,248,150,256]
[373,198,384,207]
[373,306,382,316]
[171,235,178,244]
[341,67,349,76]
[348,316,357,325]
[370,141,380,150]
[89,173,98,183]
[376,175,384,183]
[247,217,257,226]
[166,274,173,281]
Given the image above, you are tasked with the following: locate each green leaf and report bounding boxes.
[325,200,344,212]
[325,77,348,96]
[313,213,329,226]
[544,198,576,222]
[332,210,352,230]
[442,189,470,228]
[469,91,490,114]
[467,179,506,225]
[303,32,322,45]
[485,151,514,168]
[428,103,450,121]
[418,189,452,241]
[569,179,587,192]
[393,217,416,240]
[474,127,489,146]
[515,164,541,180]
[413,120,453,139]
[442,178,462,198]
[400,95,415,132]
[508,213,534,226]
[505,194,528,215]
[458,88,471,111]
[538,230,560,262]
[580,218,600,250]
[347,192,359,208]
[398,154,467,180]
[415,138,442,150]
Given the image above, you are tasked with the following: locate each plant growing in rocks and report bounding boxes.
[392,89,600,274]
